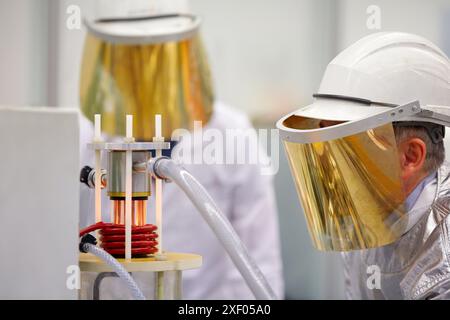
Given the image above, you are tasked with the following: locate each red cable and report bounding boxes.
[80,222,158,257]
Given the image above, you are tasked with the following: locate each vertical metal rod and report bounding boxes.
[174,271,183,300]
[94,114,102,224]
[110,199,114,223]
[154,114,163,254]
[125,115,133,260]
[155,271,165,300]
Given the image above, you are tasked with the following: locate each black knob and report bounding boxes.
[80,166,93,186]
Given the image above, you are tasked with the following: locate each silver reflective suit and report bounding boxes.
[343,162,450,300]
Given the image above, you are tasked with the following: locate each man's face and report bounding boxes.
[318,119,427,196]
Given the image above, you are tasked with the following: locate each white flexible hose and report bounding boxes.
[83,243,146,300]
[152,158,277,300]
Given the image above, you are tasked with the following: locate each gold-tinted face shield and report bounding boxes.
[80,32,214,141]
[278,99,423,251]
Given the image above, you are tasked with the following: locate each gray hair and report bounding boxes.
[393,125,445,173]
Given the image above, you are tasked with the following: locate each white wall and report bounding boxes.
[336,0,450,53]
[191,0,337,119]
[47,0,89,107]
[0,0,48,106]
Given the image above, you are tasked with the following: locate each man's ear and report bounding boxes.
[398,138,427,181]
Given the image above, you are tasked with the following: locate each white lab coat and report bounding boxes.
[79,101,284,299]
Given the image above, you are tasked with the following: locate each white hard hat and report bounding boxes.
[319,32,450,113]
[85,0,199,44]
[278,32,450,144]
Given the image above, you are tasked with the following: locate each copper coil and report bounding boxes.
[112,199,147,226]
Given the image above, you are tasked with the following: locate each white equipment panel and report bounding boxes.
[0,107,80,299]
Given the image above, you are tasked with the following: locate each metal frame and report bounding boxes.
[88,141,170,151]
[407,106,450,127]
[93,272,120,300]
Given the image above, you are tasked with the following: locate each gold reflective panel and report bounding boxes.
[80,33,214,140]
[283,118,406,251]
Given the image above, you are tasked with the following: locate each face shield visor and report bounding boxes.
[277,97,425,251]
[80,15,214,141]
